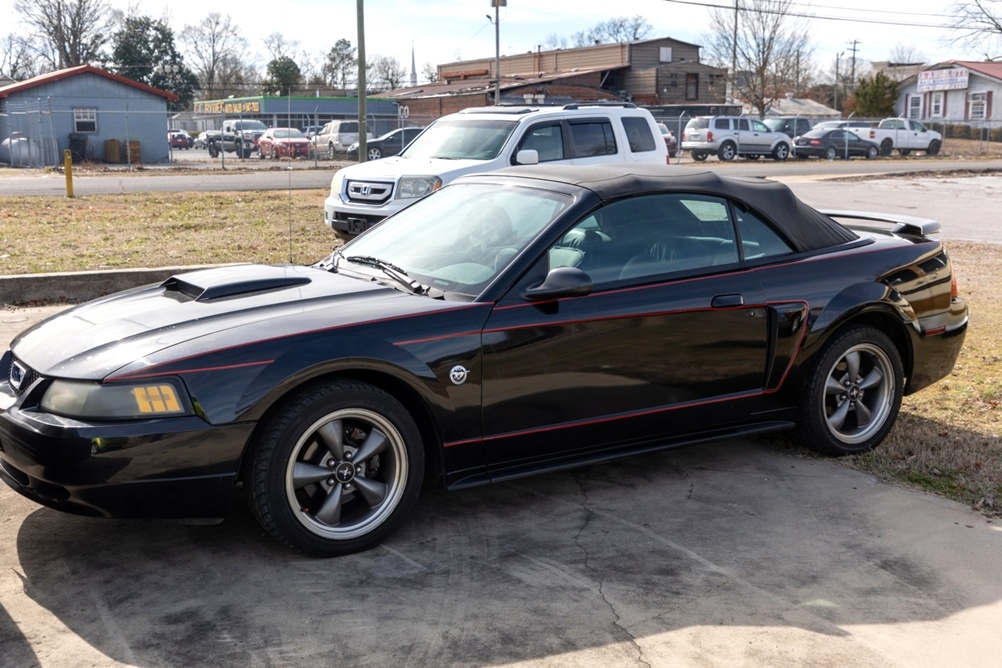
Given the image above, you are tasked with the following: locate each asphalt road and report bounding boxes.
[2,163,1002,667]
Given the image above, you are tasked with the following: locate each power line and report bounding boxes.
[660,0,952,30]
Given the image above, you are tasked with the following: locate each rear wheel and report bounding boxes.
[824,146,837,160]
[865,145,878,159]
[795,325,903,456]
[717,141,737,161]
[248,380,424,556]
[880,138,893,156]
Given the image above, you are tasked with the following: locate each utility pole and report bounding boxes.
[834,52,843,113]
[356,0,367,161]
[730,0,739,104]
[491,0,506,105]
[847,39,860,87]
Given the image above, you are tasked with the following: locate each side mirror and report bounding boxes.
[515,149,539,165]
[524,266,593,301]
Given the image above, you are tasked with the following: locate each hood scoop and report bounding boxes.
[161,265,313,302]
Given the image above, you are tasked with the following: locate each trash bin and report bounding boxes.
[68,132,88,163]
[104,139,121,163]
[127,140,141,164]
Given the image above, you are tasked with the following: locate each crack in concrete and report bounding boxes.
[572,474,653,668]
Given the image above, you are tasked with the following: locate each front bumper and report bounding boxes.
[0,395,253,519]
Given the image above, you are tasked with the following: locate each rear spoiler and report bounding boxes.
[819,209,941,237]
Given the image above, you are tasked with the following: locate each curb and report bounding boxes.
[0,265,228,305]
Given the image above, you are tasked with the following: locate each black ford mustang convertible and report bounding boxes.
[0,165,967,556]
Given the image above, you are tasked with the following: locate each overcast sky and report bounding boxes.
[1,0,984,82]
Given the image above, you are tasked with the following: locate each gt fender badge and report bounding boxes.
[449,365,469,385]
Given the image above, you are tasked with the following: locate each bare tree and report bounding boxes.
[949,1,1002,59]
[321,39,357,91]
[700,0,815,117]
[888,43,926,65]
[1,34,40,79]
[180,13,250,100]
[572,15,651,47]
[370,55,405,91]
[421,62,439,84]
[13,0,111,70]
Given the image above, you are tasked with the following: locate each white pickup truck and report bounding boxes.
[849,118,942,157]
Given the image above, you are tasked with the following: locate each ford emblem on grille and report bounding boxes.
[9,360,26,391]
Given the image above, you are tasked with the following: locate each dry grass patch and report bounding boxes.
[0,189,337,273]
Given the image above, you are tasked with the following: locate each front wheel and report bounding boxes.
[248,380,425,556]
[772,143,790,161]
[927,139,941,156]
[367,147,383,160]
[795,325,903,456]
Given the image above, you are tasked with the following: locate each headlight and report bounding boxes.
[396,176,442,200]
[41,378,194,419]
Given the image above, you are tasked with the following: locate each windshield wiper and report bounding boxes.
[345,255,428,295]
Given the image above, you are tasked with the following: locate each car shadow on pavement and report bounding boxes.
[6,436,1002,666]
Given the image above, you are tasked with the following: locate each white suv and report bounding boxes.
[681,116,792,162]
[323,103,669,239]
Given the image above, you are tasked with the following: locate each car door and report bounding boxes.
[480,193,773,472]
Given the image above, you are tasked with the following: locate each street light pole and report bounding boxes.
[491,0,506,105]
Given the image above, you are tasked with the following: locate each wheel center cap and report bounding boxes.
[848,385,862,401]
[334,461,356,484]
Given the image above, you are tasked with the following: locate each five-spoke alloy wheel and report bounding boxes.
[249,380,424,556]
[796,325,903,455]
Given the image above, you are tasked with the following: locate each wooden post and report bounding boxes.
[64,149,74,198]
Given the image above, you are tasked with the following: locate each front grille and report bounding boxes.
[8,356,38,397]
[345,180,393,205]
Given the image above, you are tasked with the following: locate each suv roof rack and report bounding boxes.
[459,107,538,115]
[562,102,637,110]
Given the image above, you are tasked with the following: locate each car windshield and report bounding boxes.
[236,121,268,131]
[400,118,519,160]
[333,183,570,298]
[273,129,304,138]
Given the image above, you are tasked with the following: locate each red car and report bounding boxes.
[257,128,312,159]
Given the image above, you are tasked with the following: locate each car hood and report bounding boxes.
[342,155,494,179]
[11,263,473,380]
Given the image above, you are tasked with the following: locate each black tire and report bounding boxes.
[327,143,336,160]
[866,145,878,159]
[717,141,737,161]
[367,147,383,160]
[899,149,911,157]
[795,325,903,456]
[691,150,708,162]
[259,146,267,160]
[772,143,790,161]
[248,380,424,556]
[208,144,219,158]
[927,139,941,156]
[824,146,837,160]
[880,139,893,156]
[745,154,761,160]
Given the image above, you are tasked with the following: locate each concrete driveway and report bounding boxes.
[2,171,1002,667]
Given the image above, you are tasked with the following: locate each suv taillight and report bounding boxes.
[707,131,713,142]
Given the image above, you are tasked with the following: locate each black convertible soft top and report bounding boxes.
[474,164,859,253]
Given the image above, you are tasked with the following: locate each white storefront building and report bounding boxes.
[897,61,1002,128]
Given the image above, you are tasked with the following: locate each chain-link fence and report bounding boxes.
[1,101,172,168]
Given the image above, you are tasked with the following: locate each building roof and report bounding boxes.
[0,64,177,101]
[756,93,839,118]
[385,67,614,101]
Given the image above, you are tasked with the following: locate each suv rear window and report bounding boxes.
[569,120,616,157]
[622,116,657,153]
[685,118,710,131]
